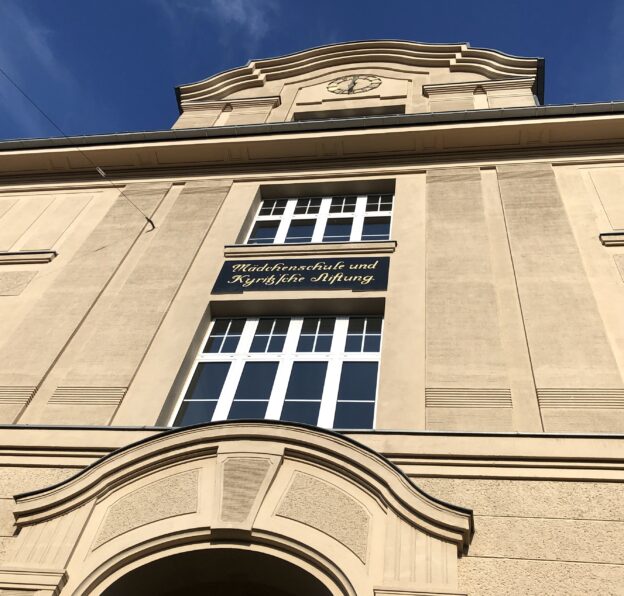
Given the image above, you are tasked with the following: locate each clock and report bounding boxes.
[327,75,382,95]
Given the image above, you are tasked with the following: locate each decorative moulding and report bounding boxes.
[48,386,127,407]
[0,250,57,265]
[176,40,542,103]
[423,78,535,97]
[374,590,467,596]
[180,96,281,113]
[0,568,67,594]
[11,422,473,551]
[224,240,396,258]
[0,386,37,405]
[537,388,624,408]
[425,387,512,408]
[599,231,624,246]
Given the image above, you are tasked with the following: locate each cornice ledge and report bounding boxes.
[12,422,473,551]
[599,231,624,246]
[180,95,281,112]
[0,250,57,264]
[0,568,67,594]
[423,78,535,96]
[224,240,397,258]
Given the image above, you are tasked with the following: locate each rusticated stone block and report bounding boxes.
[0,500,14,537]
[93,469,198,548]
[276,472,369,562]
[221,458,270,523]
[416,478,624,520]
[0,467,76,498]
[470,516,624,564]
[459,556,624,596]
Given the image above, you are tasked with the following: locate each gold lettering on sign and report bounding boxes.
[215,257,386,293]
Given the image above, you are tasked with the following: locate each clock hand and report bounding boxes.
[347,75,357,94]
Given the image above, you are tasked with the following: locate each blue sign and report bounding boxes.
[212,257,389,293]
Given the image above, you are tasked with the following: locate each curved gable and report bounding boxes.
[2,422,473,596]
[173,40,543,128]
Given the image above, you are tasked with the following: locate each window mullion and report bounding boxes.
[332,317,349,353]
[351,196,366,241]
[212,358,246,421]
[312,197,331,243]
[317,358,342,428]
[265,359,293,420]
[284,317,303,355]
[274,200,296,243]
[237,318,259,353]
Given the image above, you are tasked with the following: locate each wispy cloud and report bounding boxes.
[155,0,279,54]
[0,1,83,137]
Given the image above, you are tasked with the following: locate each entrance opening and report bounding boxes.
[102,548,334,596]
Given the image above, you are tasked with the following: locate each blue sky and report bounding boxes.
[0,0,622,141]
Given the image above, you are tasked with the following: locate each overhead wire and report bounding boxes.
[0,64,156,230]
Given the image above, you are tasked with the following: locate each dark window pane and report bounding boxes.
[203,335,224,353]
[333,402,375,429]
[347,317,365,334]
[323,219,352,242]
[362,217,390,240]
[268,335,286,352]
[297,335,315,352]
[363,335,381,352]
[249,336,269,352]
[301,317,319,333]
[285,220,315,243]
[174,400,217,426]
[280,401,321,425]
[234,362,278,400]
[366,317,382,333]
[221,337,240,353]
[249,221,278,244]
[315,335,332,352]
[338,362,378,400]
[319,318,335,333]
[259,200,274,215]
[230,319,245,334]
[256,318,274,334]
[228,401,268,420]
[211,319,230,334]
[345,335,363,352]
[274,318,290,333]
[285,362,327,400]
[186,362,231,400]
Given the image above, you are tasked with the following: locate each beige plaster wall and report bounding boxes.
[0,158,623,431]
[418,477,624,595]
[0,466,78,565]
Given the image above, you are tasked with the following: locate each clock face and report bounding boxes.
[327,75,382,95]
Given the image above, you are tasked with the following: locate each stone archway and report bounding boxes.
[102,548,333,596]
[0,422,472,596]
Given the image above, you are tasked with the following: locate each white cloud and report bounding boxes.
[0,1,80,137]
[155,0,279,52]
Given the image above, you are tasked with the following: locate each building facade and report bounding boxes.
[0,40,623,594]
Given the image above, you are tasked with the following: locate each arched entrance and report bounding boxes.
[102,548,333,596]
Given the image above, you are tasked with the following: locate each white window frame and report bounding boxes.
[245,194,393,245]
[170,315,383,429]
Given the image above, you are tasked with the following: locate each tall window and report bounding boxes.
[172,316,382,430]
[246,194,393,245]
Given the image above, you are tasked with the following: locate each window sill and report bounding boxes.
[599,232,624,247]
[0,250,57,265]
[224,240,396,259]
